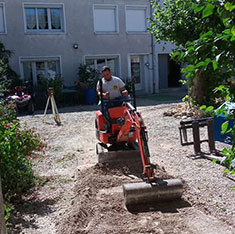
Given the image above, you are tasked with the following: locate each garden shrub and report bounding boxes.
[0,41,21,94]
[77,64,100,90]
[38,75,63,104]
[200,82,235,173]
[0,100,43,200]
[76,64,100,104]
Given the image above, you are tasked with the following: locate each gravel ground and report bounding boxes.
[8,98,235,234]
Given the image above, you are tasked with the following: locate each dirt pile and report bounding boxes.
[57,162,180,234]
[163,104,204,119]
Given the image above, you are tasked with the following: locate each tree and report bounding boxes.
[0,41,20,93]
[149,0,235,106]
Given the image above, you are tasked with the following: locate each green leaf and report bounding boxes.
[205,106,214,113]
[222,148,228,155]
[183,65,195,72]
[221,121,229,134]
[224,2,235,12]
[223,29,231,35]
[224,168,230,174]
[194,5,204,13]
[213,60,218,70]
[212,159,217,164]
[231,26,235,36]
[171,51,180,59]
[205,58,211,66]
[232,186,235,192]
[195,61,205,68]
[185,73,192,79]
[200,105,207,110]
[179,52,185,59]
[201,30,213,38]
[202,4,214,18]
[222,17,230,25]
[187,46,195,52]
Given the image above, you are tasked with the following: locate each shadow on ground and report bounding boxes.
[7,196,56,234]
[127,198,191,214]
[29,89,187,115]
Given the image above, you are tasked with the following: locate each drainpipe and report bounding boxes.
[150,1,156,94]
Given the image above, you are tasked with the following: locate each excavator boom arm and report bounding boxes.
[117,106,155,181]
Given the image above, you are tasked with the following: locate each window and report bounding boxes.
[85,56,119,76]
[126,6,147,32]
[0,3,6,33]
[93,5,118,33]
[20,57,61,85]
[24,4,64,33]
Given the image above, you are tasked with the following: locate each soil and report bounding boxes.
[8,98,235,234]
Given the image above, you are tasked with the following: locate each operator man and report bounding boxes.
[96,66,128,100]
[96,66,128,121]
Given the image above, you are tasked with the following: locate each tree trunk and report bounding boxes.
[0,174,6,234]
[191,71,207,105]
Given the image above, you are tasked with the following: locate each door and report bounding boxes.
[158,54,168,89]
[130,55,144,91]
[158,54,182,89]
[168,58,181,87]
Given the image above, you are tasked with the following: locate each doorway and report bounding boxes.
[158,54,181,89]
[130,55,144,91]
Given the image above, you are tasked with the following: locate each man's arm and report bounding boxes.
[97,90,110,99]
[97,85,110,99]
[120,87,128,97]
[117,77,128,97]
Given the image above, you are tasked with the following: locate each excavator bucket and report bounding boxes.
[98,150,140,163]
[123,178,183,206]
[96,142,141,164]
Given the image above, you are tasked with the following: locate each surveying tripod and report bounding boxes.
[42,88,61,125]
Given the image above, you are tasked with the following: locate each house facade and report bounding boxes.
[0,0,183,94]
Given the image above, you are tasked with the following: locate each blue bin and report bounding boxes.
[214,102,235,145]
[85,88,95,105]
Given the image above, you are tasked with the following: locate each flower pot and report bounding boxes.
[85,88,95,105]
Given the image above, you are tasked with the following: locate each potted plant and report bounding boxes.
[37,75,63,108]
[78,64,100,105]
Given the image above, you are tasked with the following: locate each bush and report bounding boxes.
[0,41,20,94]
[77,64,100,89]
[124,78,135,94]
[0,101,43,200]
[200,82,235,173]
[38,75,63,102]
[75,64,100,105]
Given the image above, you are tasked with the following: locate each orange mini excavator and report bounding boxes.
[95,79,183,206]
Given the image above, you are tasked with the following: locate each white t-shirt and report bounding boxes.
[96,76,125,99]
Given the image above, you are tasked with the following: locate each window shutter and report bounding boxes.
[126,7,147,32]
[94,6,117,32]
